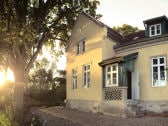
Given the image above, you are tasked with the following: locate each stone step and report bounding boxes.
[127,104,145,117]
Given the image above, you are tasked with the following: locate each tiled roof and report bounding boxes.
[122,30,146,43]
[107,27,124,43]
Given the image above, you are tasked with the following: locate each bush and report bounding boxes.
[24,85,66,107]
[0,105,18,126]
[25,69,66,108]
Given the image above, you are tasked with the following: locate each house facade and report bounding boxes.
[66,12,168,117]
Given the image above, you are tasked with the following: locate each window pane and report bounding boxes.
[113,79,116,85]
[160,66,165,80]
[159,58,165,64]
[157,29,160,34]
[84,66,86,71]
[151,26,155,35]
[84,73,86,85]
[113,73,116,78]
[87,65,90,70]
[151,31,155,35]
[151,26,155,30]
[156,25,160,28]
[153,67,158,72]
[107,74,111,85]
[75,76,77,89]
[87,72,90,86]
[153,67,158,79]
[107,66,111,72]
[153,73,158,86]
[77,44,80,54]
[160,66,165,71]
[156,25,160,34]
[87,72,90,79]
[83,41,85,52]
[153,66,158,86]
[153,59,158,65]
[113,65,116,71]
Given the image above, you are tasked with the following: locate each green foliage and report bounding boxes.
[0,105,19,126]
[113,24,139,36]
[30,116,44,126]
[25,67,66,107]
[0,81,44,126]
[0,0,101,75]
[0,105,44,126]
[27,68,54,90]
[0,81,14,110]
[0,0,100,110]
[0,111,12,126]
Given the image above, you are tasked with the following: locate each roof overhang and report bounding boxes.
[143,15,168,25]
[98,52,138,67]
[98,56,123,66]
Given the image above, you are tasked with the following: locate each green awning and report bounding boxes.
[123,52,138,61]
[121,52,138,86]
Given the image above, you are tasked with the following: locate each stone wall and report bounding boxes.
[66,99,127,117]
[138,100,168,115]
[66,99,101,114]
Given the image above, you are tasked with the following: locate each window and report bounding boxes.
[83,64,90,88]
[105,64,118,87]
[76,40,85,54]
[72,69,77,89]
[149,24,161,37]
[151,56,166,87]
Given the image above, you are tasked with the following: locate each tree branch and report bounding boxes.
[25,33,48,74]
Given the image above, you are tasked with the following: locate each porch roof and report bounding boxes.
[98,52,138,67]
[98,56,123,66]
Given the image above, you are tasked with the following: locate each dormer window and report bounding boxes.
[149,24,161,37]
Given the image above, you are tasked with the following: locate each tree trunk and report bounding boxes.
[13,65,25,110]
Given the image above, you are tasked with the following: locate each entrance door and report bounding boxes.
[127,71,132,99]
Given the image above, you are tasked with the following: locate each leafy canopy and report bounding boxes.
[0,0,101,76]
[113,24,139,36]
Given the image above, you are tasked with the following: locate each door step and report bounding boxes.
[127,101,145,117]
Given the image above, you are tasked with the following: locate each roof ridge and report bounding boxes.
[81,10,105,26]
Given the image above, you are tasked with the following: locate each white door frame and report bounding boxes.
[132,70,140,100]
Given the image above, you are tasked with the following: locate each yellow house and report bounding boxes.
[66,12,168,117]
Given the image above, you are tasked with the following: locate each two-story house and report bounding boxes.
[66,11,168,117]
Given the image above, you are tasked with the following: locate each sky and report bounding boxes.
[97,0,168,29]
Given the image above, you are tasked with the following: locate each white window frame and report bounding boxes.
[105,64,118,87]
[76,40,85,55]
[83,64,91,88]
[72,69,77,90]
[149,23,161,37]
[151,56,166,87]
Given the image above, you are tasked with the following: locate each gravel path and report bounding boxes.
[34,106,168,126]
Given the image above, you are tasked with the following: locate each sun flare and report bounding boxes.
[6,68,15,82]
[0,68,15,85]
[0,71,5,85]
